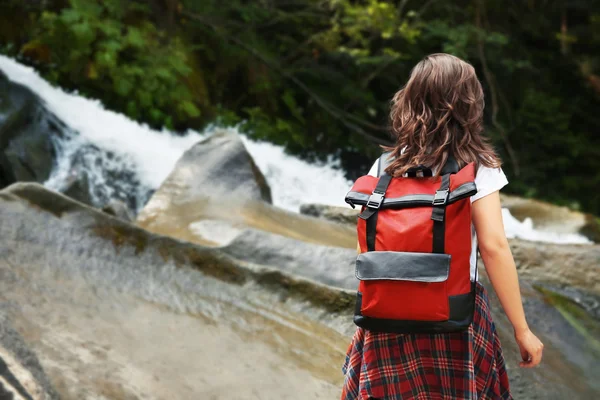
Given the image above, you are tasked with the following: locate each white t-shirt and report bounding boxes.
[367,160,508,281]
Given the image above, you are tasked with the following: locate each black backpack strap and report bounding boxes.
[379,151,456,177]
[430,155,458,254]
[431,173,451,253]
[474,248,479,283]
[440,154,459,175]
[359,173,393,251]
[359,152,394,251]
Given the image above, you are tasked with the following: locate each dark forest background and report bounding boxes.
[1,0,599,214]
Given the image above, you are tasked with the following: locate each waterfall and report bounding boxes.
[0,55,591,244]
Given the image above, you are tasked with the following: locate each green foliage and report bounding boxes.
[28,0,199,128]
[327,0,421,60]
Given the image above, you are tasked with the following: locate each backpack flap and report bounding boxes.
[356,251,450,282]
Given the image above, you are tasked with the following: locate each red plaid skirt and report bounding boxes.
[341,283,511,400]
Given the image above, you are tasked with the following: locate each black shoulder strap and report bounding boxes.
[378,152,456,177]
[431,173,451,253]
[440,154,459,175]
[360,173,392,251]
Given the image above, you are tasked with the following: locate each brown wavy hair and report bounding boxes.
[385,53,501,177]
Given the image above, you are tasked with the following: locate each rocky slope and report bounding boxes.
[2,182,599,399]
[1,183,354,399]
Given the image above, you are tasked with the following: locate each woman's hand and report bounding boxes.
[514,328,544,368]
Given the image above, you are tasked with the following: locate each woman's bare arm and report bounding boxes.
[472,191,544,368]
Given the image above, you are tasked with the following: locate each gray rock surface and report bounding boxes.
[2,182,599,399]
[0,183,353,399]
[221,226,357,289]
[509,239,600,295]
[0,70,61,184]
[0,70,98,207]
[137,131,355,249]
[137,131,271,222]
[299,203,359,225]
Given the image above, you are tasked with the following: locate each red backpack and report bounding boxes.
[345,153,478,333]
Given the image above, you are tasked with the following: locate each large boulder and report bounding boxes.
[0,69,98,207]
[3,183,599,398]
[137,131,356,249]
[0,70,61,183]
[138,130,272,213]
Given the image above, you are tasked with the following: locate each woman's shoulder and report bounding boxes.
[474,163,507,183]
[472,164,508,202]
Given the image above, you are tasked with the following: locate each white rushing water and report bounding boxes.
[0,55,591,244]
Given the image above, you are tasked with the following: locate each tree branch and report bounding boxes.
[475,0,520,175]
[183,10,392,146]
[398,0,410,17]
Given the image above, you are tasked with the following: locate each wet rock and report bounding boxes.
[532,283,600,321]
[101,199,134,222]
[0,70,104,209]
[61,170,92,206]
[137,131,355,249]
[220,226,357,289]
[299,203,359,225]
[0,150,16,189]
[2,182,354,315]
[0,70,63,183]
[56,142,149,214]
[138,131,271,220]
[0,182,354,398]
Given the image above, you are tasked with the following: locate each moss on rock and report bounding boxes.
[255,270,355,314]
[534,285,600,353]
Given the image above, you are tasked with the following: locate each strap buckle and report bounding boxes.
[433,189,449,206]
[366,192,384,209]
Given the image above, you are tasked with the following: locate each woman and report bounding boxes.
[341,53,544,400]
